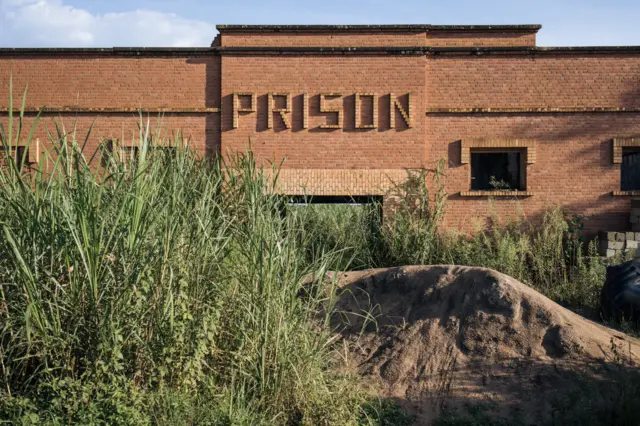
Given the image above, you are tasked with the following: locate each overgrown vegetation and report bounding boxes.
[0,85,636,424]
[0,86,400,425]
[296,169,630,317]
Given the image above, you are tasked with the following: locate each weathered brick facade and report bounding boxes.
[1,24,640,235]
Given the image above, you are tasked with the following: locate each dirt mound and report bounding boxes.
[329,266,640,425]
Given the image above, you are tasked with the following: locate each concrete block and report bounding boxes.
[606,249,617,258]
[608,241,625,250]
[627,240,639,249]
[627,232,635,241]
[636,232,640,241]
[616,232,626,242]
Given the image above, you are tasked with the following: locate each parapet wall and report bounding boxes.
[216,24,540,47]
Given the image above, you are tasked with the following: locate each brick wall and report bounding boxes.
[219,28,536,48]
[428,114,640,233]
[220,55,426,169]
[220,31,428,47]
[1,26,640,236]
[426,54,640,109]
[425,53,640,234]
[0,54,220,156]
[1,114,212,163]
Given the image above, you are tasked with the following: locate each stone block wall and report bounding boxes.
[599,231,640,258]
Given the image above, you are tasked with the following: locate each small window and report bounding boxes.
[470,151,524,191]
[621,148,640,191]
[0,146,28,171]
[100,142,177,168]
[125,146,177,166]
[100,140,116,167]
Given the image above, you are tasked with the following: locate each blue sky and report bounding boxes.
[0,0,639,47]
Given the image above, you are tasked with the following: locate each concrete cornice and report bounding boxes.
[2,45,640,57]
[0,47,213,57]
[213,46,640,55]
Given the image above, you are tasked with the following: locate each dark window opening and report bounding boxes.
[282,195,383,221]
[621,148,640,191]
[470,151,524,191]
[100,140,116,167]
[288,195,382,206]
[0,146,28,171]
[100,141,177,167]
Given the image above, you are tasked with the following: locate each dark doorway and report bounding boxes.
[621,148,640,191]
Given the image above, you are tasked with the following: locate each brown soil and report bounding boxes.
[328,266,640,425]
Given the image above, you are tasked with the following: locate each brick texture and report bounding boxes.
[427,55,640,109]
[1,27,640,236]
[268,169,409,195]
[1,114,214,159]
[0,56,220,110]
[220,31,429,47]
[220,29,536,48]
[429,114,640,233]
[426,30,536,47]
[220,55,426,170]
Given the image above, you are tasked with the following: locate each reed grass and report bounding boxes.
[0,86,383,425]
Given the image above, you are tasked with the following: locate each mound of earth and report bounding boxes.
[328,266,640,425]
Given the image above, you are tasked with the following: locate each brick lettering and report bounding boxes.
[232,92,255,129]
[390,93,412,129]
[267,93,291,129]
[319,93,342,129]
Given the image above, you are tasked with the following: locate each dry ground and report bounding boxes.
[327,266,640,425]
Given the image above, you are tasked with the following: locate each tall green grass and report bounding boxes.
[292,164,626,316]
[0,87,387,424]
[0,85,634,424]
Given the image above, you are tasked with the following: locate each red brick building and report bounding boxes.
[1,24,640,235]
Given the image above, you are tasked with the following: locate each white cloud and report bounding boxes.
[0,0,217,47]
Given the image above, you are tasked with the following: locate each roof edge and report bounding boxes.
[214,45,640,55]
[0,47,214,56]
[215,24,542,32]
[3,45,640,56]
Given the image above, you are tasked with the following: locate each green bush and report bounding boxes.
[288,160,624,316]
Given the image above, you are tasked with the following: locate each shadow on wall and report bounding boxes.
[186,56,221,156]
